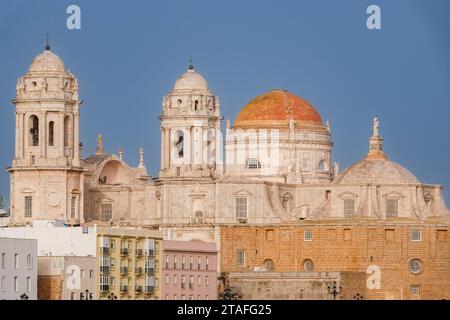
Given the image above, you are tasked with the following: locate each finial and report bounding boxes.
[118,147,124,161]
[95,134,104,155]
[138,147,145,168]
[188,57,194,70]
[326,121,331,132]
[45,31,51,51]
[373,115,379,137]
[79,142,83,159]
[367,115,387,160]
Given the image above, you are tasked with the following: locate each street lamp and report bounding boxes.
[353,293,363,300]
[327,281,342,300]
[108,292,117,300]
[20,293,29,300]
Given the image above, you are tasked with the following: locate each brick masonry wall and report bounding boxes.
[38,275,63,300]
[220,222,450,300]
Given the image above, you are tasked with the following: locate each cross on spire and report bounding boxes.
[45,30,51,51]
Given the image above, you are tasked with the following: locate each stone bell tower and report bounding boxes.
[8,45,84,225]
[159,62,223,179]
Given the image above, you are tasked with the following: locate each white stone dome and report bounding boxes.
[172,66,209,93]
[335,159,419,185]
[29,49,65,73]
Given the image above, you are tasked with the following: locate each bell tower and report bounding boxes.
[159,62,223,179]
[8,45,84,225]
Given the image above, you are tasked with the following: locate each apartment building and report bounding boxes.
[0,238,37,300]
[0,222,163,300]
[162,240,217,300]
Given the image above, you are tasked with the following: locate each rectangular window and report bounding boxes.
[25,196,32,218]
[90,270,94,278]
[205,276,209,286]
[182,256,185,270]
[165,294,169,300]
[71,196,77,219]
[386,199,399,217]
[101,203,112,222]
[235,197,248,219]
[1,253,5,268]
[265,229,274,241]
[26,254,32,269]
[198,275,201,286]
[343,199,355,218]
[236,250,245,267]
[326,229,336,241]
[27,277,31,292]
[174,256,177,269]
[165,255,169,269]
[385,229,395,241]
[410,285,420,295]
[437,230,447,241]
[181,275,186,289]
[198,256,201,270]
[174,294,177,300]
[410,230,422,241]
[344,228,352,241]
[174,274,178,285]
[165,274,169,285]
[1,276,5,289]
[206,295,209,300]
[71,292,75,300]
[189,256,193,270]
[14,253,19,269]
[14,276,19,292]
[205,256,209,271]
[81,269,85,278]
[304,228,313,241]
[189,275,194,289]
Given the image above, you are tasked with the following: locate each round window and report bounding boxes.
[409,259,422,274]
[303,259,314,272]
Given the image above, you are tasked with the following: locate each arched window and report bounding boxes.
[28,115,39,146]
[303,259,314,272]
[48,121,55,146]
[245,158,261,169]
[318,159,327,172]
[64,116,70,147]
[175,130,184,158]
[264,259,275,271]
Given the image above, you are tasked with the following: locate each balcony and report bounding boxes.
[135,267,143,275]
[145,267,154,276]
[135,249,143,257]
[120,285,128,292]
[120,267,128,274]
[100,247,109,254]
[99,285,110,292]
[135,285,143,293]
[144,286,154,294]
[100,266,110,273]
[120,248,129,256]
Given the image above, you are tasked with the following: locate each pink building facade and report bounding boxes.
[162,240,217,300]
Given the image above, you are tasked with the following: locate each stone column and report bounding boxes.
[15,112,19,159]
[165,128,170,169]
[59,112,65,158]
[20,112,25,159]
[40,111,47,157]
[73,111,80,166]
[160,127,165,170]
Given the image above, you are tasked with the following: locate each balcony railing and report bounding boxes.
[135,249,143,257]
[135,285,143,293]
[144,286,154,294]
[120,267,128,274]
[100,247,109,254]
[99,285,109,292]
[135,267,143,275]
[120,285,128,292]
[100,266,110,273]
[145,267,154,276]
[120,248,129,256]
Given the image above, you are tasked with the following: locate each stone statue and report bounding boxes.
[162,96,169,111]
[326,121,331,132]
[226,119,231,129]
[289,117,296,130]
[333,162,340,176]
[95,134,105,155]
[41,78,48,93]
[373,115,379,136]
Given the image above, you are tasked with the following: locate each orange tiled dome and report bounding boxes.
[234,90,324,129]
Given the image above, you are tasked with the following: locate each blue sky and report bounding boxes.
[0,0,449,204]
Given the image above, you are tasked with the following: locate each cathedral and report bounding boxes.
[7,46,450,299]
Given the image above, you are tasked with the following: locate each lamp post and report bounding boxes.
[353,293,363,300]
[327,281,342,300]
[108,292,117,300]
[20,293,29,300]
